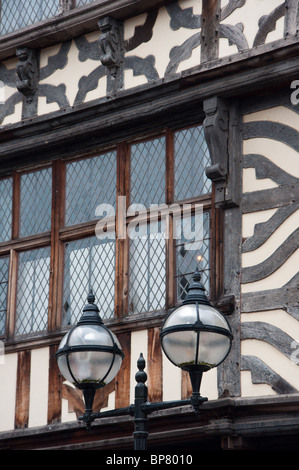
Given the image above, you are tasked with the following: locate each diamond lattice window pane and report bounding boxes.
[1,0,60,35]
[15,247,51,336]
[20,168,52,237]
[174,125,211,201]
[63,235,116,325]
[130,137,166,208]
[128,220,166,315]
[176,211,210,302]
[0,178,12,243]
[76,0,96,6]
[0,256,9,335]
[65,152,117,226]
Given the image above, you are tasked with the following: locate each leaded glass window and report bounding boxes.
[175,211,210,302]
[15,247,51,336]
[0,178,12,243]
[76,0,97,6]
[0,256,9,335]
[128,125,211,313]
[0,0,60,35]
[128,220,166,315]
[0,121,215,339]
[65,152,117,226]
[130,137,166,208]
[62,235,116,325]
[20,168,52,237]
[174,125,211,201]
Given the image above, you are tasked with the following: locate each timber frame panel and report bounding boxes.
[0,0,175,61]
[0,37,298,169]
[0,0,299,448]
[0,41,298,398]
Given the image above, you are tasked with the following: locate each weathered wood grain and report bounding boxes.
[15,350,31,428]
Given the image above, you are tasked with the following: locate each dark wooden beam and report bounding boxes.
[0,0,174,61]
[242,183,299,213]
[241,285,299,313]
[0,50,298,176]
[2,394,299,450]
[201,0,220,63]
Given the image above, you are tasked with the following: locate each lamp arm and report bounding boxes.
[141,395,207,415]
[79,395,208,430]
[79,404,135,429]
[141,398,191,414]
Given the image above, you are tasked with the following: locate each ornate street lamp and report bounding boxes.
[55,291,124,429]
[160,268,233,412]
[55,270,233,449]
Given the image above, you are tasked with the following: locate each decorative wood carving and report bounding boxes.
[241,356,296,394]
[203,97,241,207]
[203,96,229,206]
[59,0,74,13]
[16,47,39,104]
[241,322,297,363]
[253,3,285,48]
[98,16,124,93]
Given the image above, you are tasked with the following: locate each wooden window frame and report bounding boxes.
[0,121,222,350]
[0,163,53,340]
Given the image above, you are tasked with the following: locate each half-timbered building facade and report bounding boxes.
[0,0,298,450]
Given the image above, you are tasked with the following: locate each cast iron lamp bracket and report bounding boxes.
[58,269,233,449]
[79,353,208,447]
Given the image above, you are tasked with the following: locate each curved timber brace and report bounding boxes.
[98,16,124,95]
[203,96,241,208]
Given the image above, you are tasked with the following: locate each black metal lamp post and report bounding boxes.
[56,270,233,449]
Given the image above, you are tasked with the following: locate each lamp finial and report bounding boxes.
[87,289,95,304]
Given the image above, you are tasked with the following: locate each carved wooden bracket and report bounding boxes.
[211,294,236,315]
[204,96,241,207]
[59,0,74,13]
[98,16,124,94]
[16,46,39,105]
[203,96,229,206]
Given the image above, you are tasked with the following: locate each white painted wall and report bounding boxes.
[0,352,18,432]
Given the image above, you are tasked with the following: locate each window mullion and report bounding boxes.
[49,160,64,331]
[209,187,224,302]
[12,172,20,240]
[7,170,20,338]
[115,142,130,319]
[165,129,175,308]
[7,249,18,338]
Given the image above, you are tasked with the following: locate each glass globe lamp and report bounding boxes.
[56,291,124,428]
[160,269,233,410]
